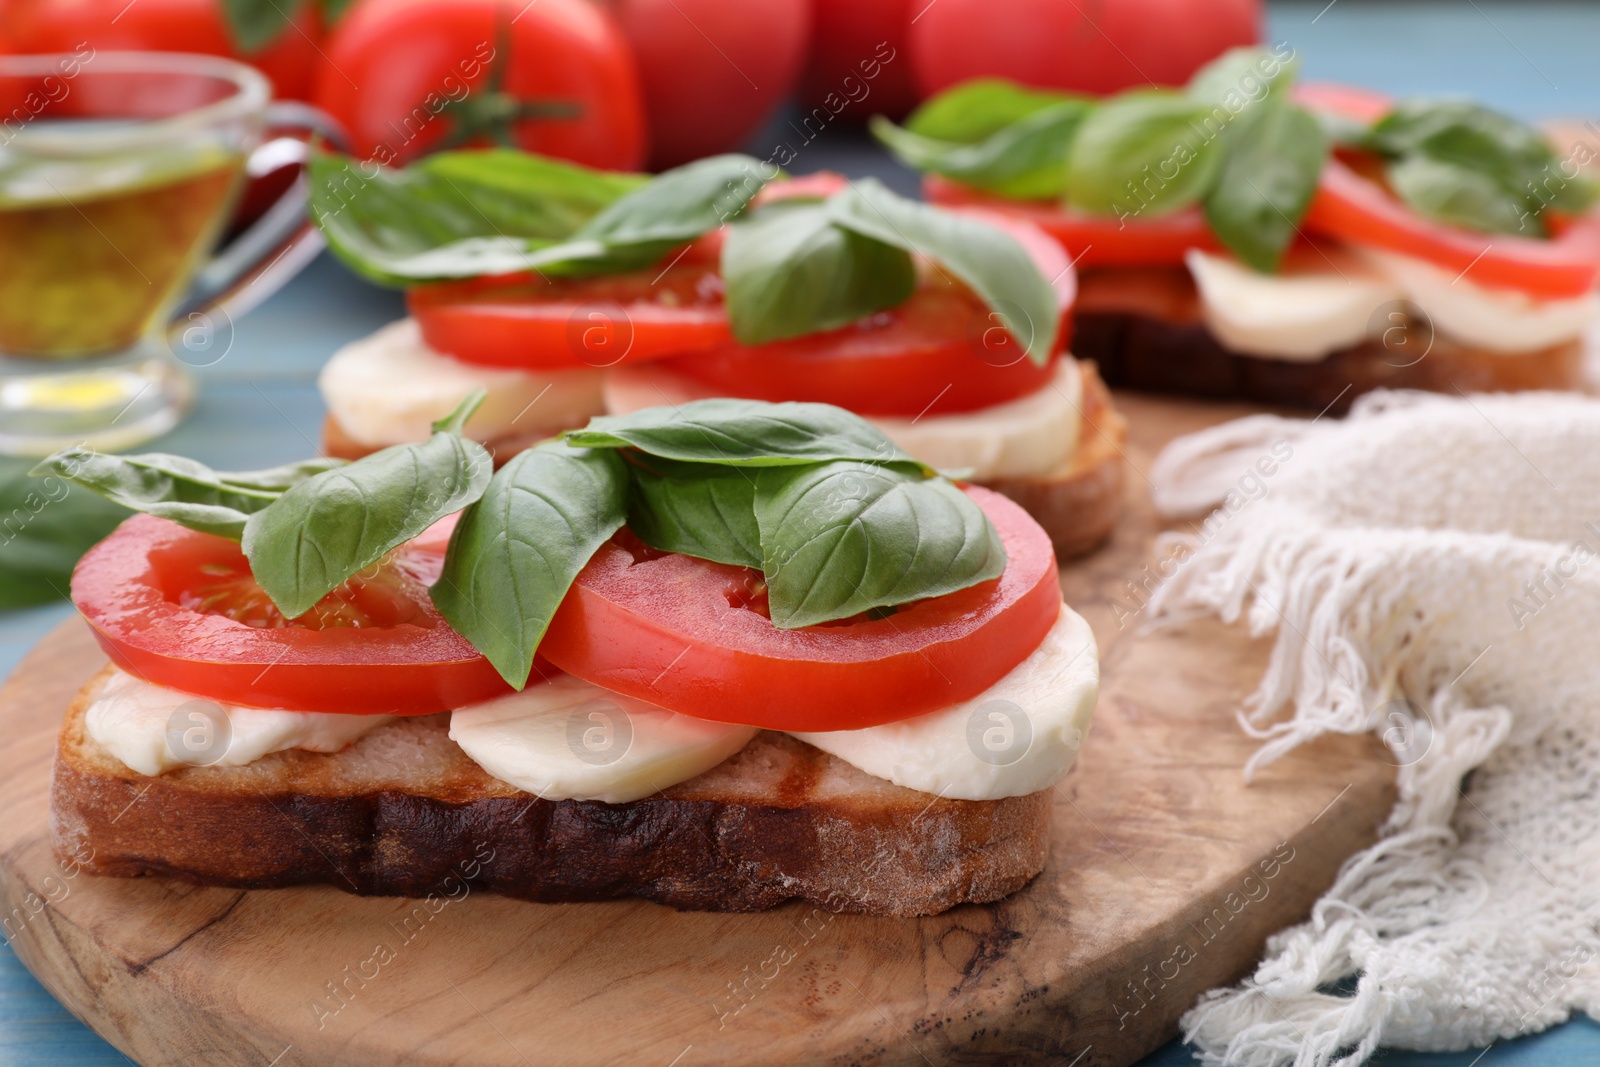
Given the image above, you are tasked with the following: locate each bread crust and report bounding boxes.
[51,668,1053,917]
[1075,266,1585,413]
[980,360,1125,560]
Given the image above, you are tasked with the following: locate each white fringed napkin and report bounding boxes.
[1146,390,1600,1066]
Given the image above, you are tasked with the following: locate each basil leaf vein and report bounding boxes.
[432,443,628,688]
[723,199,916,346]
[565,397,920,469]
[756,461,1006,630]
[828,178,1060,365]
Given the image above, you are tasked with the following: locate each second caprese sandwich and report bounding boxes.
[874,47,1600,412]
[309,150,1127,559]
[35,395,1099,916]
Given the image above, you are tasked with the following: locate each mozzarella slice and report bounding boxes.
[788,605,1097,800]
[449,676,758,803]
[318,318,607,448]
[1359,246,1600,353]
[1185,248,1403,361]
[85,669,394,776]
[603,360,1083,481]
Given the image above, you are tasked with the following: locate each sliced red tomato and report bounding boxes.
[72,515,513,715]
[408,261,734,369]
[1305,157,1600,298]
[1292,81,1393,124]
[657,207,1075,417]
[924,174,1221,267]
[539,486,1061,731]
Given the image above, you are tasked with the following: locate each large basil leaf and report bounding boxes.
[1187,45,1300,109]
[828,179,1060,365]
[519,153,774,277]
[432,443,628,688]
[904,78,1082,143]
[0,459,126,609]
[1363,99,1599,231]
[1203,97,1327,271]
[243,404,493,618]
[755,461,1005,629]
[29,450,345,540]
[1064,90,1222,219]
[310,149,644,286]
[565,398,919,469]
[1385,154,1532,236]
[871,102,1089,199]
[722,199,916,346]
[625,456,763,569]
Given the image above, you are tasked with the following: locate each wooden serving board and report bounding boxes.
[0,394,1395,1067]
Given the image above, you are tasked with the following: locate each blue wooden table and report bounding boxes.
[6,2,1600,1062]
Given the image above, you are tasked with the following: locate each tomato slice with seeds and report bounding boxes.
[923,174,1221,268]
[654,208,1076,417]
[538,485,1062,731]
[408,259,734,370]
[71,514,513,715]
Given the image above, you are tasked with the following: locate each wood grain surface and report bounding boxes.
[0,392,1396,1067]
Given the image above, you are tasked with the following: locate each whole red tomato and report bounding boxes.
[911,0,1261,97]
[607,0,811,169]
[315,0,645,170]
[0,0,323,99]
[798,0,917,121]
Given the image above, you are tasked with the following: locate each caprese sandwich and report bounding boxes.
[309,149,1126,559]
[35,395,1098,916]
[875,46,1600,412]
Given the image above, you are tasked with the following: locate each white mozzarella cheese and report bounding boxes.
[318,318,608,447]
[1185,248,1404,361]
[85,669,394,776]
[788,604,1097,800]
[1360,246,1600,353]
[448,675,758,803]
[602,359,1083,481]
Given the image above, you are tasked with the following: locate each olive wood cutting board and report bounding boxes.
[0,392,1395,1067]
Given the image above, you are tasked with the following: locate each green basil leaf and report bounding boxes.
[565,398,919,469]
[29,449,345,540]
[755,461,1005,629]
[432,443,628,688]
[522,153,774,277]
[314,0,359,23]
[1203,98,1327,272]
[243,401,494,618]
[904,78,1082,143]
[1063,90,1222,219]
[723,199,916,346]
[1385,154,1534,236]
[624,456,763,569]
[218,0,301,53]
[827,178,1060,365]
[1186,45,1300,109]
[1366,99,1551,175]
[0,459,126,609]
[310,149,644,286]
[871,102,1089,199]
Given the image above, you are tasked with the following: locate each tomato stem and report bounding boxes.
[435,15,584,149]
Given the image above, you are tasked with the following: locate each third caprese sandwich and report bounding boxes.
[874,46,1600,413]
[310,150,1126,559]
[35,395,1098,916]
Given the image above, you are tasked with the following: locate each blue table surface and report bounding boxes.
[6,2,1600,1062]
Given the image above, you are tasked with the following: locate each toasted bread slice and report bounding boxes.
[51,668,1053,916]
[1074,266,1585,413]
